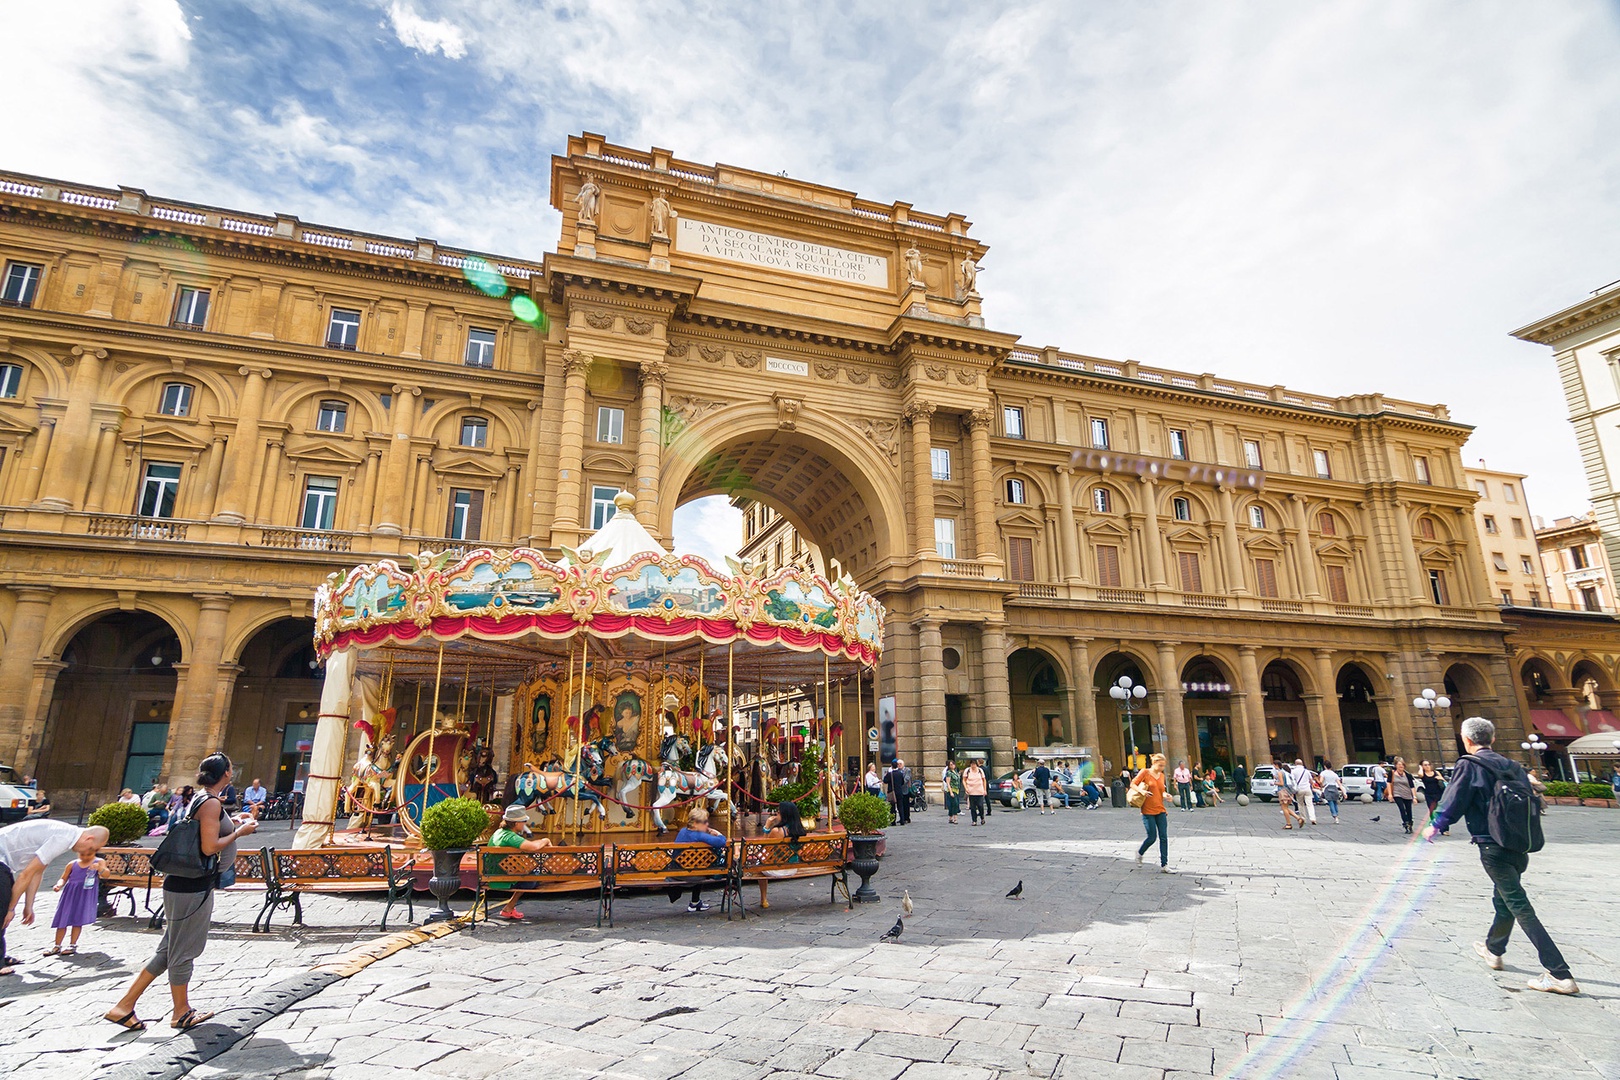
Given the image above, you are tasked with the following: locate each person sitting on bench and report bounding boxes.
[755,800,809,909]
[672,808,725,913]
[488,804,552,921]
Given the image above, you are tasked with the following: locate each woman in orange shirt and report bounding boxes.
[1132,753,1171,872]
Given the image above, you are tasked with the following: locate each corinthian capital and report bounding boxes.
[639,359,670,386]
[962,407,994,432]
[561,350,592,376]
[904,400,937,425]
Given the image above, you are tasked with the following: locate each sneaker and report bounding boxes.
[1526,972,1579,995]
[1135,850,1143,866]
[1159,865,1171,873]
[686,901,711,913]
[1473,943,1503,970]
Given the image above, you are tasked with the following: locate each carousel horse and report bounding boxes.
[613,757,656,822]
[346,731,396,832]
[507,743,608,820]
[651,740,731,832]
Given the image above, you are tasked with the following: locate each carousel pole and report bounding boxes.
[823,652,832,822]
[424,644,445,827]
[857,663,866,788]
[570,634,585,839]
[725,642,734,842]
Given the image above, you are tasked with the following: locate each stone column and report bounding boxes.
[906,401,938,558]
[17,419,55,506]
[980,620,1015,767]
[373,385,420,536]
[409,455,433,536]
[1454,507,1491,607]
[1235,645,1267,770]
[1217,485,1249,595]
[162,595,233,782]
[1288,494,1323,599]
[1068,637,1098,754]
[915,617,948,782]
[635,360,667,533]
[1141,476,1166,587]
[551,351,591,547]
[522,399,546,543]
[1313,649,1349,765]
[0,586,55,772]
[197,435,227,519]
[501,464,521,543]
[1055,466,1081,583]
[83,423,121,512]
[35,345,106,510]
[211,367,271,524]
[1156,641,1189,765]
[1392,503,1427,603]
[965,408,998,560]
[252,441,284,524]
[356,449,382,530]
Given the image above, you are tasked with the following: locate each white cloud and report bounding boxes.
[672,496,742,570]
[386,2,467,59]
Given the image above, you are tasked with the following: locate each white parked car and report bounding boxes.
[0,783,33,824]
[1337,764,1373,798]
[1250,765,1278,801]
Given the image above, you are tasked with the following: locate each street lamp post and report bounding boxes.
[1412,687,1451,763]
[1109,676,1147,770]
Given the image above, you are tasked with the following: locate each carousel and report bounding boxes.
[292,492,885,852]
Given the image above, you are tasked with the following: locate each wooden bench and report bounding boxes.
[472,844,607,927]
[733,834,850,917]
[99,848,269,930]
[606,841,737,925]
[255,846,416,932]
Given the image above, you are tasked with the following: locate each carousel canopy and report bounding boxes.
[312,492,884,691]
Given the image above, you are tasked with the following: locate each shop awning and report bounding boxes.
[1530,709,1582,740]
[1583,710,1620,734]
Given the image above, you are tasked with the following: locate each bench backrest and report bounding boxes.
[738,833,848,870]
[479,843,605,883]
[612,841,728,880]
[266,846,408,887]
[100,847,160,883]
[234,848,268,884]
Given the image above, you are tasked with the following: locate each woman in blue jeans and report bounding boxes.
[1132,754,1170,872]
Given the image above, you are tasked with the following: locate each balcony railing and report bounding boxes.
[940,559,987,578]
[1181,593,1229,609]
[87,515,189,541]
[259,528,354,552]
[1096,588,1148,605]
[1016,582,1059,600]
[1259,598,1305,614]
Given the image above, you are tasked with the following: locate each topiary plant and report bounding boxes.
[88,801,152,845]
[837,792,892,835]
[419,796,491,850]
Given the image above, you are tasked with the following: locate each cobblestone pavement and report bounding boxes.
[2,802,1616,1079]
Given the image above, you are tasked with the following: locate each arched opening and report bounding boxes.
[1570,658,1611,713]
[1443,663,1492,758]
[223,619,323,794]
[1338,663,1385,763]
[1261,660,1308,764]
[1520,657,1578,779]
[1094,652,1151,773]
[1009,647,1067,748]
[38,611,182,804]
[1520,657,1560,704]
[1181,656,1234,774]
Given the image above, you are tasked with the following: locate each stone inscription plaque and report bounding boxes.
[766,356,808,377]
[676,218,888,287]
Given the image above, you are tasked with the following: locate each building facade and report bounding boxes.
[1464,465,1548,607]
[1,133,1610,806]
[1537,513,1614,613]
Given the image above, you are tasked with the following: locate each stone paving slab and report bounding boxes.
[2,802,1617,1078]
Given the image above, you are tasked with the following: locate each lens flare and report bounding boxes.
[509,294,543,325]
[461,256,507,298]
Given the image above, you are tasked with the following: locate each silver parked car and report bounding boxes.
[1250,765,1278,801]
[1337,764,1373,798]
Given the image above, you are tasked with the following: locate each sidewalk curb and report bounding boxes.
[98,915,471,1080]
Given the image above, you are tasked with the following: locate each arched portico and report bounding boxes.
[221,618,324,793]
[1008,645,1068,748]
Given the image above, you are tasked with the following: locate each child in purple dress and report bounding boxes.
[46,849,104,955]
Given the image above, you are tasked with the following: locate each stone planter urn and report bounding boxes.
[424,849,465,924]
[849,833,883,903]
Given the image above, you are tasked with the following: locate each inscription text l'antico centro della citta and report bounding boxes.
[676,218,888,287]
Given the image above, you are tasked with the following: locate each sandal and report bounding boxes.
[171,1009,214,1030]
[60,946,76,956]
[104,1011,147,1032]
[43,946,62,956]
[0,967,14,977]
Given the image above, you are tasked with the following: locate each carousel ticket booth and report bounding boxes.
[294,493,885,854]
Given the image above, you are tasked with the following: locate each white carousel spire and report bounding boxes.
[576,491,665,567]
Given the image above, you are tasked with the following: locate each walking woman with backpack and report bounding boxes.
[105,752,258,1032]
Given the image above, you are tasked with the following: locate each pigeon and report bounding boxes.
[880,917,903,942]
[1371,816,1381,822]
[1006,880,1023,900]
[902,890,914,914]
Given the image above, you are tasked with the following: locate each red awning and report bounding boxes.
[1530,710,1582,740]
[1583,710,1620,734]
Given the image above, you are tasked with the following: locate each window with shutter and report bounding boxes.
[1177,551,1203,593]
[1324,564,1349,603]
[1428,568,1450,606]
[1417,516,1435,540]
[447,489,485,541]
[1318,512,1336,536]
[1254,558,1278,598]
[1095,545,1121,587]
[1008,537,1035,582]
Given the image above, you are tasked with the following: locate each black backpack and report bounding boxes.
[1463,754,1544,854]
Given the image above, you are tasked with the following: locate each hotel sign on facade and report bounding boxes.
[676,217,888,287]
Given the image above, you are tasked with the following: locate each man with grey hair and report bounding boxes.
[1425,717,1577,995]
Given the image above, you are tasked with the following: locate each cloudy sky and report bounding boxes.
[7,1,1619,565]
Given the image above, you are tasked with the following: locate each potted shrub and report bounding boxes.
[87,801,156,917]
[837,792,891,903]
[1577,782,1615,808]
[419,796,489,923]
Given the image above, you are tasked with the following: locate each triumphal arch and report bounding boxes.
[0,132,1574,806]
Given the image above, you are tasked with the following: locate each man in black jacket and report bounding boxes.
[884,760,911,826]
[1424,716,1577,995]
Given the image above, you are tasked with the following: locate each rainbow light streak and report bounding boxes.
[461,255,507,297]
[1219,823,1445,1079]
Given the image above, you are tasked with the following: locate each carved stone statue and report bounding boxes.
[575,173,602,228]
[649,192,673,238]
[959,252,979,295]
[903,243,925,287]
